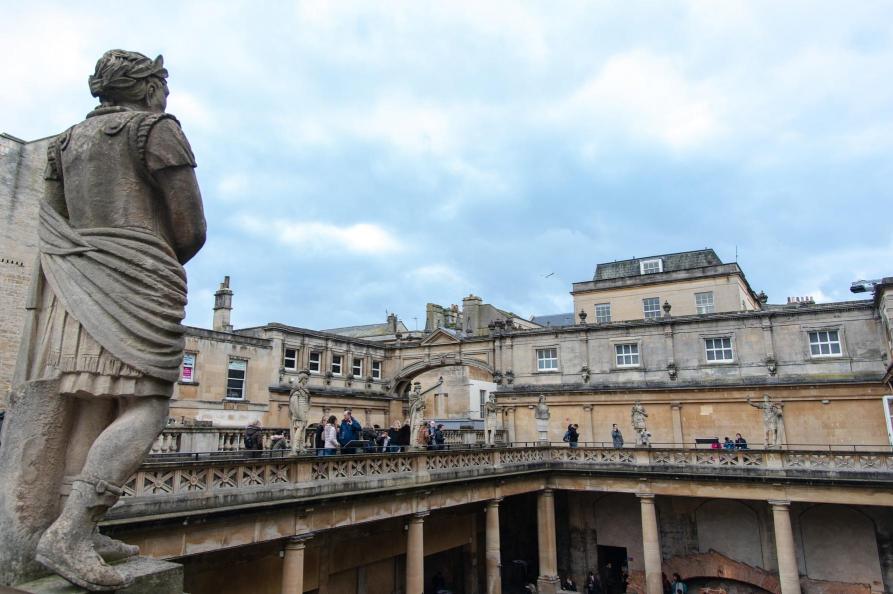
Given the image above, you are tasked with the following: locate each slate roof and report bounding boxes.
[323,321,410,338]
[594,249,722,281]
[530,313,575,327]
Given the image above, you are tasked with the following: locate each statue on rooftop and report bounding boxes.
[0,49,206,590]
[748,394,783,448]
[288,370,311,454]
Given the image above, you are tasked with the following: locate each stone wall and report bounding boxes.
[0,134,48,404]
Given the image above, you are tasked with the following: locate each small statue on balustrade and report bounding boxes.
[631,401,650,446]
[748,394,783,448]
[484,393,499,446]
[408,382,426,448]
[288,370,311,454]
[535,394,550,420]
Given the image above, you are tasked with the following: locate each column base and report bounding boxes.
[536,574,561,594]
[15,557,184,594]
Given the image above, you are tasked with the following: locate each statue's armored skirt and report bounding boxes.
[17,107,196,399]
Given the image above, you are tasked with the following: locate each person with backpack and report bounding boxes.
[563,424,580,448]
[244,420,263,457]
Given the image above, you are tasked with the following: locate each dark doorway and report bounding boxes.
[597,545,628,594]
[424,546,464,593]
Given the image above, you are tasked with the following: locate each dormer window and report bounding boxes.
[640,259,663,274]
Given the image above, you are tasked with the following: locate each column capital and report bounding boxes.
[410,511,430,522]
[487,497,504,508]
[285,533,313,549]
[540,488,554,497]
[768,499,791,509]
[637,493,656,501]
[582,404,593,412]
[670,401,682,410]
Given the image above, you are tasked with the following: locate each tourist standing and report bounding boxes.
[735,433,748,450]
[433,423,446,450]
[323,415,338,456]
[338,410,361,452]
[611,424,624,448]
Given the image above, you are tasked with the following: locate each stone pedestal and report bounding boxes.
[536,419,549,443]
[14,557,183,594]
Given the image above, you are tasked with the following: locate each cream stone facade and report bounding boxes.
[571,250,762,324]
[5,129,893,594]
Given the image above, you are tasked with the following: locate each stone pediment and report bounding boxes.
[420,328,461,346]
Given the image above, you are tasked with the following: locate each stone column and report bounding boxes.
[582,405,593,443]
[770,501,802,594]
[486,498,503,594]
[406,512,428,594]
[638,494,662,594]
[536,489,560,594]
[282,534,312,594]
[505,408,516,443]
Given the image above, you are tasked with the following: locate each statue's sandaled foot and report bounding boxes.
[35,477,133,591]
[36,533,133,591]
[93,530,140,562]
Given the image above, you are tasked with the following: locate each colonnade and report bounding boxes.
[277,492,804,594]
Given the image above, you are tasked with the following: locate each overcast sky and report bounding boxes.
[3,1,892,330]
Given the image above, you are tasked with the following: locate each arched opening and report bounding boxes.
[695,500,764,569]
[798,504,882,589]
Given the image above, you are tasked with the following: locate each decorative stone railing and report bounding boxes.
[122,445,893,503]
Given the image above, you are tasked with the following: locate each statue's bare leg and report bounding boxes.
[36,396,168,590]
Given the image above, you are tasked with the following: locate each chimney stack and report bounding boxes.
[213,276,234,332]
[386,312,398,334]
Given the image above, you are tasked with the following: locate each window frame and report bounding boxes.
[331,354,343,376]
[807,328,843,358]
[352,357,363,377]
[640,258,663,275]
[308,351,321,374]
[695,291,715,315]
[283,347,298,371]
[181,351,197,383]
[226,358,248,400]
[371,360,382,380]
[643,297,661,320]
[704,336,734,363]
[614,343,641,368]
[535,347,559,373]
[595,303,612,324]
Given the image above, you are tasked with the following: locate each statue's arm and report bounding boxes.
[154,166,207,264]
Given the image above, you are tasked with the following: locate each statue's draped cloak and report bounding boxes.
[18,108,195,398]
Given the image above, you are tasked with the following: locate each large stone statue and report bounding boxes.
[288,370,311,454]
[631,401,650,446]
[483,392,498,446]
[749,394,783,448]
[408,381,426,448]
[0,50,205,591]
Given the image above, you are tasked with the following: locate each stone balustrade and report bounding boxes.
[122,445,893,503]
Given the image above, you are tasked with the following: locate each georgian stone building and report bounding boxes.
[6,130,893,594]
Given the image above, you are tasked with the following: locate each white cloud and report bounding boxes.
[237,216,403,255]
[409,264,468,288]
[558,50,726,152]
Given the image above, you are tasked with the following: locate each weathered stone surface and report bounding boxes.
[14,557,183,594]
[0,49,205,590]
